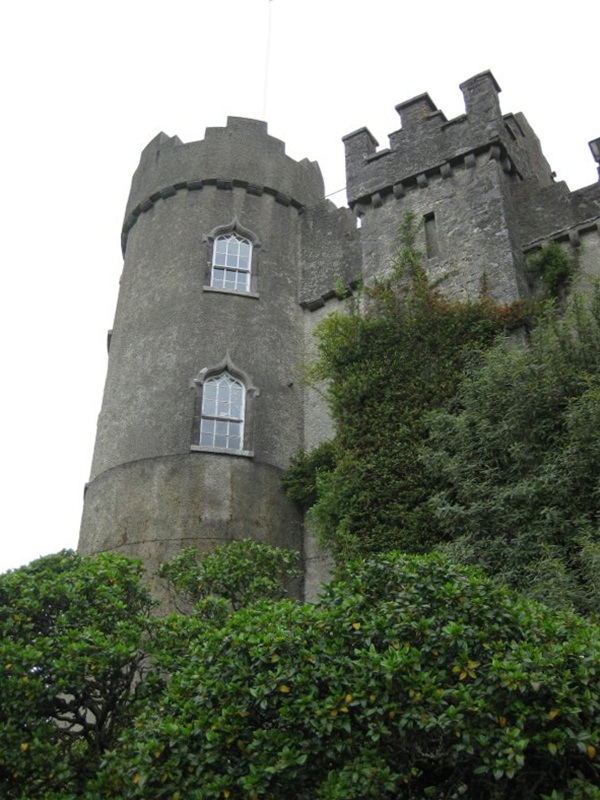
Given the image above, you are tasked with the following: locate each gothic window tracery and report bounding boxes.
[199,371,245,451]
[211,233,252,292]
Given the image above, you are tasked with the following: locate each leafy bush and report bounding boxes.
[427,293,600,614]
[158,539,301,612]
[95,552,600,799]
[0,550,156,799]
[527,241,576,299]
[280,441,336,510]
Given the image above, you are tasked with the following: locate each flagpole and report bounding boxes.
[262,0,273,121]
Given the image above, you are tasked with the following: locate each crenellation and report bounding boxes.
[341,126,379,155]
[394,92,439,129]
[459,70,503,125]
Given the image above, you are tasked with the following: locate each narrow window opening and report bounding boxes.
[424,212,440,259]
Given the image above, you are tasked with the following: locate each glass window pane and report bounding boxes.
[213,268,225,287]
[200,373,245,450]
[211,234,252,291]
[200,418,215,447]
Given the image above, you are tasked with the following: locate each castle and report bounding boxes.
[78,70,600,597]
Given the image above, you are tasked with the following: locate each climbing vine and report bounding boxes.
[527,240,577,299]
[283,213,529,560]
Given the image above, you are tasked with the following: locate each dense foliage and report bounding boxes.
[427,294,600,614]
[95,552,600,800]
[526,241,577,299]
[159,539,301,612]
[284,214,528,560]
[0,542,300,798]
[2,545,600,798]
[0,551,156,799]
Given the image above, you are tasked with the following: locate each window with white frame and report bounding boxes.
[211,233,252,292]
[199,371,245,450]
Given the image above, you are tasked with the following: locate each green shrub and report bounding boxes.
[527,241,576,299]
[427,293,600,614]
[0,551,156,798]
[95,552,600,799]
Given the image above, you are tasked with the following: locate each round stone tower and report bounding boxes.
[79,117,325,580]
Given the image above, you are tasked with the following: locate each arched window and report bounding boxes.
[199,371,245,451]
[211,233,252,292]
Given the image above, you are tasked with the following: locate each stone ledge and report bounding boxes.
[202,286,260,300]
[190,445,254,458]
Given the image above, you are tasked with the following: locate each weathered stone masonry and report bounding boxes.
[79,71,600,597]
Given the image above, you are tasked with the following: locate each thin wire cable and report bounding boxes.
[262,0,273,121]
[324,186,347,199]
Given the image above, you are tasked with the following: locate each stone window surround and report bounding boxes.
[199,371,245,451]
[203,218,262,296]
[211,233,252,292]
[190,354,259,457]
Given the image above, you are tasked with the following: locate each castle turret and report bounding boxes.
[79,118,326,582]
[342,70,557,302]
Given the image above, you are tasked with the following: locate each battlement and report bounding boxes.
[122,117,325,253]
[343,70,555,210]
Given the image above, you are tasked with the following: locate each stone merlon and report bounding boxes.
[343,69,555,206]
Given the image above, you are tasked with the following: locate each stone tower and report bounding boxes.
[79,117,358,586]
[79,72,600,591]
[343,71,599,301]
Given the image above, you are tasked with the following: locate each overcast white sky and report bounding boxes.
[0,0,597,573]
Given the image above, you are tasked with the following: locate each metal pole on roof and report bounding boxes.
[262,0,273,122]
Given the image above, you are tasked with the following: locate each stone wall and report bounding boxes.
[80,73,600,602]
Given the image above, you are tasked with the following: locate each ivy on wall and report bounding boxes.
[285,215,600,613]
[284,214,529,561]
[526,240,577,299]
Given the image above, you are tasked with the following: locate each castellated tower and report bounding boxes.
[79,116,359,589]
[79,71,600,594]
[343,69,599,303]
